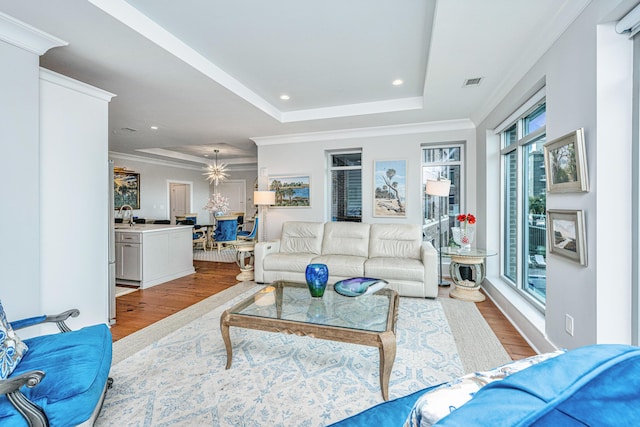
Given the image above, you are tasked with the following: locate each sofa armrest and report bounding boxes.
[421,241,438,298]
[254,240,281,283]
[0,370,48,427]
[10,309,80,333]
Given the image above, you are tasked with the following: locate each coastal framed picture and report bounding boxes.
[268,175,310,207]
[114,170,140,209]
[547,209,587,266]
[543,128,589,193]
[373,159,406,217]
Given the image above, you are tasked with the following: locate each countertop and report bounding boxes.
[114,224,193,233]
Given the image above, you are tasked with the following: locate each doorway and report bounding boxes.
[217,179,246,214]
[168,181,192,223]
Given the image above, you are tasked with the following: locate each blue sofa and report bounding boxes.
[331,344,640,426]
[0,309,112,427]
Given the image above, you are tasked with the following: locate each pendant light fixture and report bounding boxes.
[203,149,229,186]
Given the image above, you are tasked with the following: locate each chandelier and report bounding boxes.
[203,149,228,186]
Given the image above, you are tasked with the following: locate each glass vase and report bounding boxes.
[452,226,474,251]
[305,263,329,298]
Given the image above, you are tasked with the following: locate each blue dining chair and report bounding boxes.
[212,218,238,252]
[238,217,258,241]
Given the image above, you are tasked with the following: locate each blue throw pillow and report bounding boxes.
[0,300,28,379]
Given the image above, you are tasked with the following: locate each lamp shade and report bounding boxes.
[425,179,451,197]
[254,190,276,205]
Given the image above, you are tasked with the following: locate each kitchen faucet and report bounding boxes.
[119,204,134,226]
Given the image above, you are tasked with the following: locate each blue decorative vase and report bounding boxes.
[305,263,329,298]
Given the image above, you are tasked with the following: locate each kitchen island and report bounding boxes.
[115,224,195,289]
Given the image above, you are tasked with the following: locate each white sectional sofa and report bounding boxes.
[254,221,438,298]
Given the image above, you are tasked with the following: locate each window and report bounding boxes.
[330,151,362,222]
[422,145,464,247]
[500,101,547,306]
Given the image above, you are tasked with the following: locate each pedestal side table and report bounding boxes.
[233,241,255,281]
[440,248,497,302]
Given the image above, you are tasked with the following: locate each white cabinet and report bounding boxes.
[114,226,194,288]
[115,232,142,281]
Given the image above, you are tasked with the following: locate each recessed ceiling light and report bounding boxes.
[280,94,290,100]
[392,79,404,86]
[150,126,158,130]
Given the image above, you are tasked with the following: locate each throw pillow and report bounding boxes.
[0,300,29,380]
[404,350,565,427]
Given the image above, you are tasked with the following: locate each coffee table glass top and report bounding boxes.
[230,281,395,333]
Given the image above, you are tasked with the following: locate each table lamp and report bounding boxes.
[426,178,451,287]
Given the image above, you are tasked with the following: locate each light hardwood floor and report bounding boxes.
[111,260,536,360]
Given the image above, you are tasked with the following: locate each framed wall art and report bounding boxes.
[547,209,587,266]
[268,175,310,207]
[114,170,140,209]
[373,159,406,217]
[543,128,589,193]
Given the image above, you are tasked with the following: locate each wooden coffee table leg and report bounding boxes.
[378,331,397,401]
[220,311,233,369]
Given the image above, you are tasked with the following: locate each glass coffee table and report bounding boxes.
[220,281,399,400]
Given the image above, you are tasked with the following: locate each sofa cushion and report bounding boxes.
[321,222,370,257]
[311,255,367,278]
[365,257,424,282]
[280,221,324,254]
[369,224,422,260]
[0,301,28,380]
[0,324,112,427]
[264,252,317,273]
[435,344,640,426]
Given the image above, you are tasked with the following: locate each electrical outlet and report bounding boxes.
[565,314,574,336]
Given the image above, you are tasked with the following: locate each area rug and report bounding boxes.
[193,248,237,263]
[98,285,510,427]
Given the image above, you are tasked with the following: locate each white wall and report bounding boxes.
[0,40,41,320]
[256,124,476,241]
[39,69,114,331]
[109,155,258,225]
[109,155,212,224]
[477,0,634,350]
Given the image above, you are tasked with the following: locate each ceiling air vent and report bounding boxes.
[463,77,483,87]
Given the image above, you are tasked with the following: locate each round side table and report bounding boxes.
[233,241,255,281]
[440,248,496,302]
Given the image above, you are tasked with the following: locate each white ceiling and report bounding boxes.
[0,0,593,170]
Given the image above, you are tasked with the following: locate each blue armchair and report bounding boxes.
[0,307,112,427]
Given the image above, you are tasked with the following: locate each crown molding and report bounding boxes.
[110,151,204,171]
[252,119,475,146]
[136,148,256,167]
[40,68,116,102]
[109,151,257,173]
[0,11,67,55]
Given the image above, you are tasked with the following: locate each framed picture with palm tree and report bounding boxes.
[268,175,310,207]
[374,159,406,217]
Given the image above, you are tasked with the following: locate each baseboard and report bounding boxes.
[482,278,557,353]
